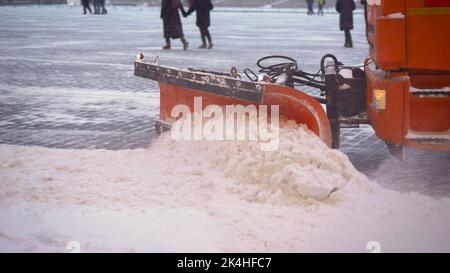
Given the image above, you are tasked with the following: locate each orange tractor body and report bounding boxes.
[366,0,450,152]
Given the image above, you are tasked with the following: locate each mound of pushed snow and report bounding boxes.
[157,119,365,202]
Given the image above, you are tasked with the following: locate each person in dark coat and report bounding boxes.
[93,0,101,14]
[100,0,107,14]
[161,0,189,50]
[336,0,356,48]
[185,0,214,49]
[361,0,368,41]
[306,0,315,15]
[81,0,92,14]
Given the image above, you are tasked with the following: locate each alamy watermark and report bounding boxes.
[366,241,382,253]
[169,97,280,151]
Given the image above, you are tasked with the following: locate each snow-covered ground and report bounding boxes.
[1,122,450,252]
[0,6,449,252]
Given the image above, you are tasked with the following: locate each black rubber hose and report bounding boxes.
[257,55,298,72]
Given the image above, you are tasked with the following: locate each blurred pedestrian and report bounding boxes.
[185,0,214,49]
[161,0,189,50]
[306,0,315,15]
[81,0,92,14]
[336,0,356,48]
[317,0,325,16]
[93,0,101,14]
[100,0,108,14]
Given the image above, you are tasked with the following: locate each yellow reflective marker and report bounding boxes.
[373,89,387,110]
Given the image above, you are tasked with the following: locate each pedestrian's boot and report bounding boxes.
[162,40,171,50]
[344,43,353,48]
[198,44,207,49]
[207,37,213,49]
[181,38,189,51]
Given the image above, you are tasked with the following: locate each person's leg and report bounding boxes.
[205,27,213,49]
[199,27,207,48]
[163,38,171,50]
[344,29,352,47]
[348,30,353,47]
[309,1,315,15]
[180,36,189,51]
[344,29,349,46]
[102,1,107,14]
[364,6,368,41]
[86,2,92,14]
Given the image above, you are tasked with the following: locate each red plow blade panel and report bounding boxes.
[264,84,332,147]
[159,82,256,120]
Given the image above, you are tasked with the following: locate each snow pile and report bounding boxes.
[0,119,449,252]
[161,118,364,202]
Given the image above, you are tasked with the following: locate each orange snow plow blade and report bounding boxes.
[135,61,332,147]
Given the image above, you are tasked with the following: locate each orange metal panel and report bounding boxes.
[406,14,450,71]
[159,82,253,121]
[410,74,450,89]
[369,0,450,72]
[424,0,450,7]
[366,67,409,145]
[407,0,427,8]
[263,84,332,147]
[368,0,407,71]
[372,18,406,70]
[381,0,405,16]
[409,94,450,132]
